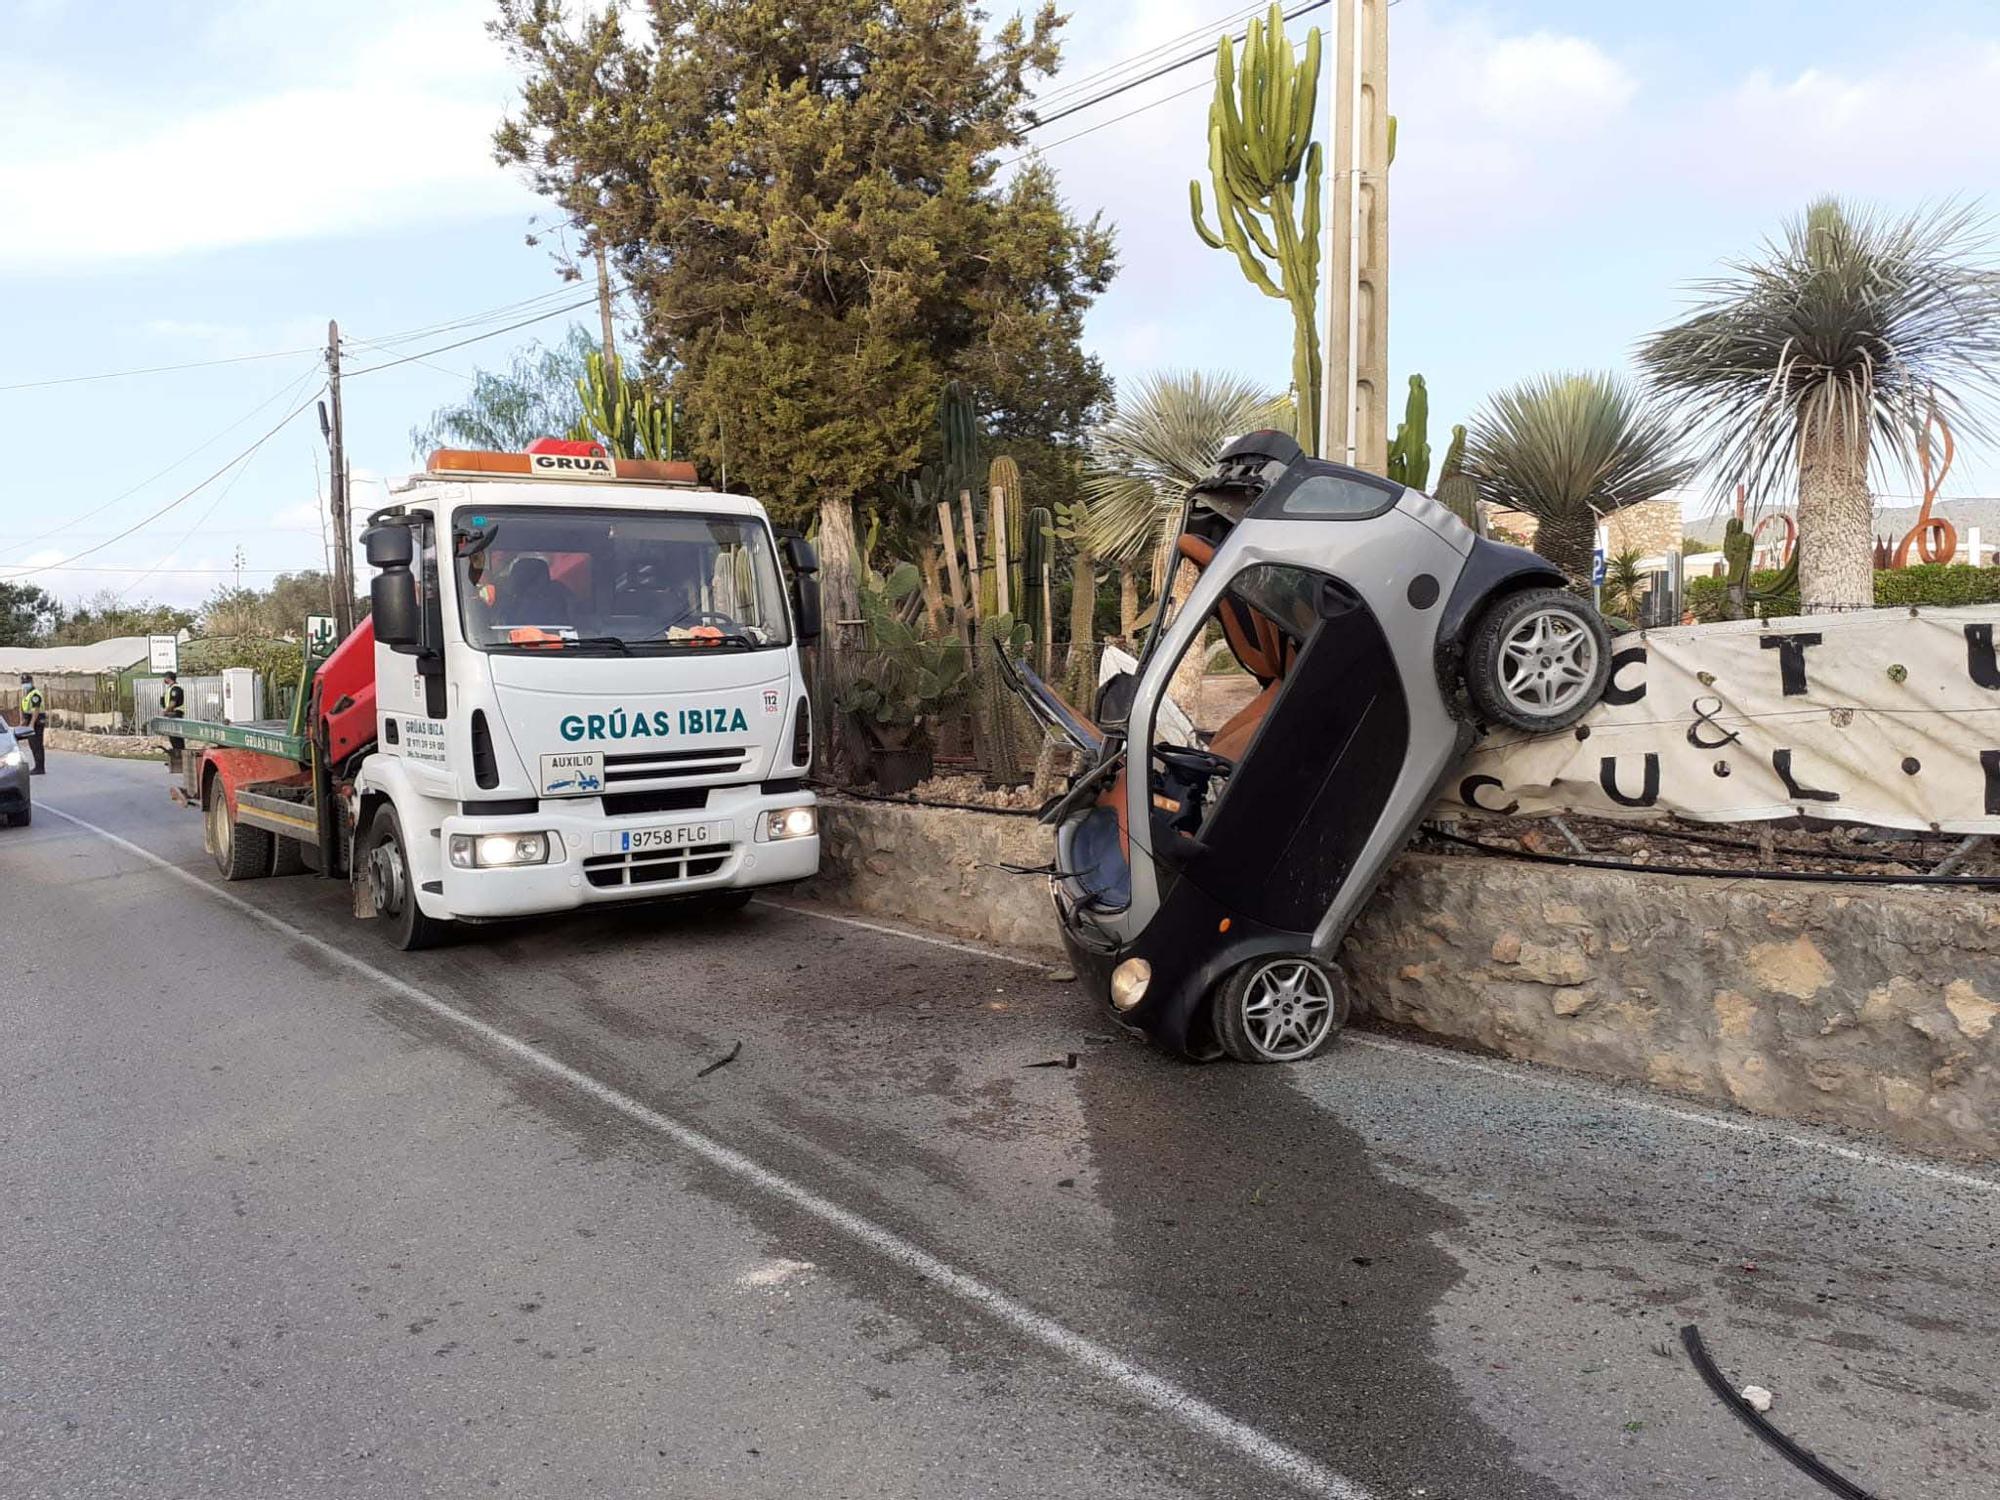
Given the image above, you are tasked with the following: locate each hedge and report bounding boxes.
[1685,563,2000,622]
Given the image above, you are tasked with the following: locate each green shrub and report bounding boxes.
[1686,563,2000,622]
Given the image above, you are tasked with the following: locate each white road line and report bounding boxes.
[754,898,1056,970]
[42,805,1371,1500]
[759,894,2000,1198]
[1340,1033,2000,1197]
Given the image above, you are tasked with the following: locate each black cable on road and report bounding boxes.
[1679,1325,1882,1500]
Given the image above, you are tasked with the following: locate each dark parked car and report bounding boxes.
[0,724,31,827]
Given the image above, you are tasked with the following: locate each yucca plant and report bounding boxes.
[1641,199,2000,613]
[1464,371,1693,586]
[1081,370,1291,567]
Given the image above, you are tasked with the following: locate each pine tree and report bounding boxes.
[494,0,1119,636]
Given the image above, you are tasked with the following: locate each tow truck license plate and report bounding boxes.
[594,820,728,856]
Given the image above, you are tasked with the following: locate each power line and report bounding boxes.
[0,284,589,397]
[0,389,324,584]
[1002,34,1313,168]
[1029,2,1267,112]
[1022,0,1330,134]
[343,296,600,378]
[0,357,326,564]
[0,344,320,394]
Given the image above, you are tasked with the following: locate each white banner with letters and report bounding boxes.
[1448,606,2000,834]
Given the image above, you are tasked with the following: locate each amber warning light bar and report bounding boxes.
[425,437,698,487]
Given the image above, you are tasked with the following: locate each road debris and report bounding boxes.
[1025,1053,1079,1069]
[1740,1385,1774,1413]
[1680,1325,1879,1500]
[696,1041,742,1078]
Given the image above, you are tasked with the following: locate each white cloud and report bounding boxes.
[1471,33,1638,132]
[0,0,533,270]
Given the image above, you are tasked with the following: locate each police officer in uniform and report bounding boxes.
[160,670,186,755]
[18,672,47,775]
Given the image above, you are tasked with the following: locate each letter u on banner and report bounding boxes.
[1599,754,1660,808]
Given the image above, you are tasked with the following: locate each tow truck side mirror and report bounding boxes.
[364,527,422,647]
[783,535,822,643]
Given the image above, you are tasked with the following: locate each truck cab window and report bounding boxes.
[456,508,792,654]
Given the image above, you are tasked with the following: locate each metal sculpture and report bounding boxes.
[1891,405,1957,568]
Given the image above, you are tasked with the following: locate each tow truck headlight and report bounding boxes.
[764,806,817,841]
[449,831,552,869]
[1110,958,1152,1011]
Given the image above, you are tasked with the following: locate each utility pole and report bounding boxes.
[1321,0,1390,472]
[323,320,355,639]
[595,244,617,366]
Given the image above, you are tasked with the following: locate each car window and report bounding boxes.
[1280,472,1401,520]
[0,727,13,752]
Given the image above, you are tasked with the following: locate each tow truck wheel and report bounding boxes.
[1214,955,1349,1064]
[207,788,272,882]
[363,808,449,952]
[1465,588,1611,734]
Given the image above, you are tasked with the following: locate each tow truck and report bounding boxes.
[153,439,824,948]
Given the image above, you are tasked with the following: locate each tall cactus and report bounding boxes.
[1386,375,1431,490]
[1436,473,1482,536]
[573,351,675,461]
[1437,423,1468,485]
[1021,505,1052,673]
[1191,5,1324,454]
[938,382,982,620]
[989,454,1025,608]
[1722,515,1753,619]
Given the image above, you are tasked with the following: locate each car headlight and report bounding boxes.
[764,805,817,841]
[449,831,553,869]
[1110,958,1152,1011]
[0,749,22,769]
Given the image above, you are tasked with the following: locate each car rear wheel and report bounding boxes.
[208,786,272,881]
[1465,588,1611,734]
[363,807,450,951]
[1214,955,1349,1064]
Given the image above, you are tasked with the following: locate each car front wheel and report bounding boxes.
[1465,588,1611,734]
[1214,955,1350,1063]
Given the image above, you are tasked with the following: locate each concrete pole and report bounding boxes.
[1321,0,1390,472]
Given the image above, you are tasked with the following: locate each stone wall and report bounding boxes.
[800,798,1063,956]
[1349,857,2000,1160]
[809,799,2000,1158]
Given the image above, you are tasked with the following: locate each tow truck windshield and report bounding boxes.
[454,506,792,653]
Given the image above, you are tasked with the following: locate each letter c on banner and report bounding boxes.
[1602,645,1648,707]
[1459,775,1519,816]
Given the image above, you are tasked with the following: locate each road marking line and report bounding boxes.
[753,898,1056,970]
[762,895,2000,1197]
[1339,1034,2000,1197]
[43,805,1372,1500]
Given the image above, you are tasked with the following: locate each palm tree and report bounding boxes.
[1641,199,2000,613]
[1464,372,1693,585]
[1081,370,1291,567]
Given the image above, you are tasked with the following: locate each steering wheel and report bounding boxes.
[663,607,747,636]
[1155,744,1235,783]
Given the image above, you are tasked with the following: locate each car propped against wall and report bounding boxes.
[1004,429,1611,1063]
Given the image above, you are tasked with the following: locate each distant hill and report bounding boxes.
[1684,497,2000,552]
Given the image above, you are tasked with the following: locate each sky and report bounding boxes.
[2,0,1997,613]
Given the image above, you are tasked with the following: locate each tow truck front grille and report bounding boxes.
[582,844,735,889]
[603,746,749,783]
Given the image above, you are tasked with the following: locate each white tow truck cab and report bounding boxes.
[351,440,823,947]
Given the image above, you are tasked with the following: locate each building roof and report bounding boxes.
[0,636,152,674]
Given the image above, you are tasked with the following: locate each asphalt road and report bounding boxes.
[4,752,1998,1500]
